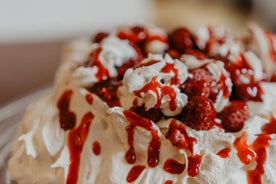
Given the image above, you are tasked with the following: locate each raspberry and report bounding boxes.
[130,106,163,122]
[218,101,250,132]
[92,32,109,43]
[184,49,207,60]
[180,68,213,98]
[169,27,195,53]
[232,83,263,102]
[180,96,216,130]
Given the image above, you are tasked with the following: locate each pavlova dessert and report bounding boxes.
[8,23,276,184]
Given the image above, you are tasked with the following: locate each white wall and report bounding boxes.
[0,0,153,105]
[0,0,154,43]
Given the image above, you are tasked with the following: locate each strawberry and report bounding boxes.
[180,68,213,98]
[169,27,195,53]
[218,101,249,132]
[180,96,216,130]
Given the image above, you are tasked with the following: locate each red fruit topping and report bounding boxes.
[180,96,216,130]
[92,32,109,43]
[88,78,122,107]
[169,27,195,52]
[130,106,163,122]
[218,101,250,132]
[233,83,263,101]
[180,68,213,98]
[221,53,264,101]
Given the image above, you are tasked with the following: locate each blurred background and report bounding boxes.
[1,0,276,106]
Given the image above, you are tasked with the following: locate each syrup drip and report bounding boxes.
[88,48,110,81]
[134,76,177,111]
[123,110,161,168]
[164,180,173,184]
[217,148,231,158]
[187,155,202,177]
[166,119,197,154]
[125,125,136,164]
[92,141,101,156]
[57,90,76,130]
[126,165,146,183]
[234,132,256,164]
[262,114,276,134]
[247,134,271,184]
[67,112,94,184]
[85,93,94,105]
[161,63,180,85]
[218,72,230,98]
[234,132,271,184]
[163,159,185,174]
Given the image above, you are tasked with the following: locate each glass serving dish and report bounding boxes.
[0,87,51,183]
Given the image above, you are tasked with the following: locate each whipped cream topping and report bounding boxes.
[72,36,138,87]
[247,24,276,81]
[120,54,188,116]
[195,25,241,62]
[8,24,276,184]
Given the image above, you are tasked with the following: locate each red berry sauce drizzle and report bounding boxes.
[134,76,177,112]
[234,132,271,184]
[163,159,185,174]
[164,180,173,184]
[217,148,231,159]
[87,48,110,81]
[92,141,101,156]
[123,110,161,168]
[126,165,146,183]
[187,155,202,177]
[57,90,76,130]
[85,93,94,105]
[125,125,136,164]
[66,112,94,184]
